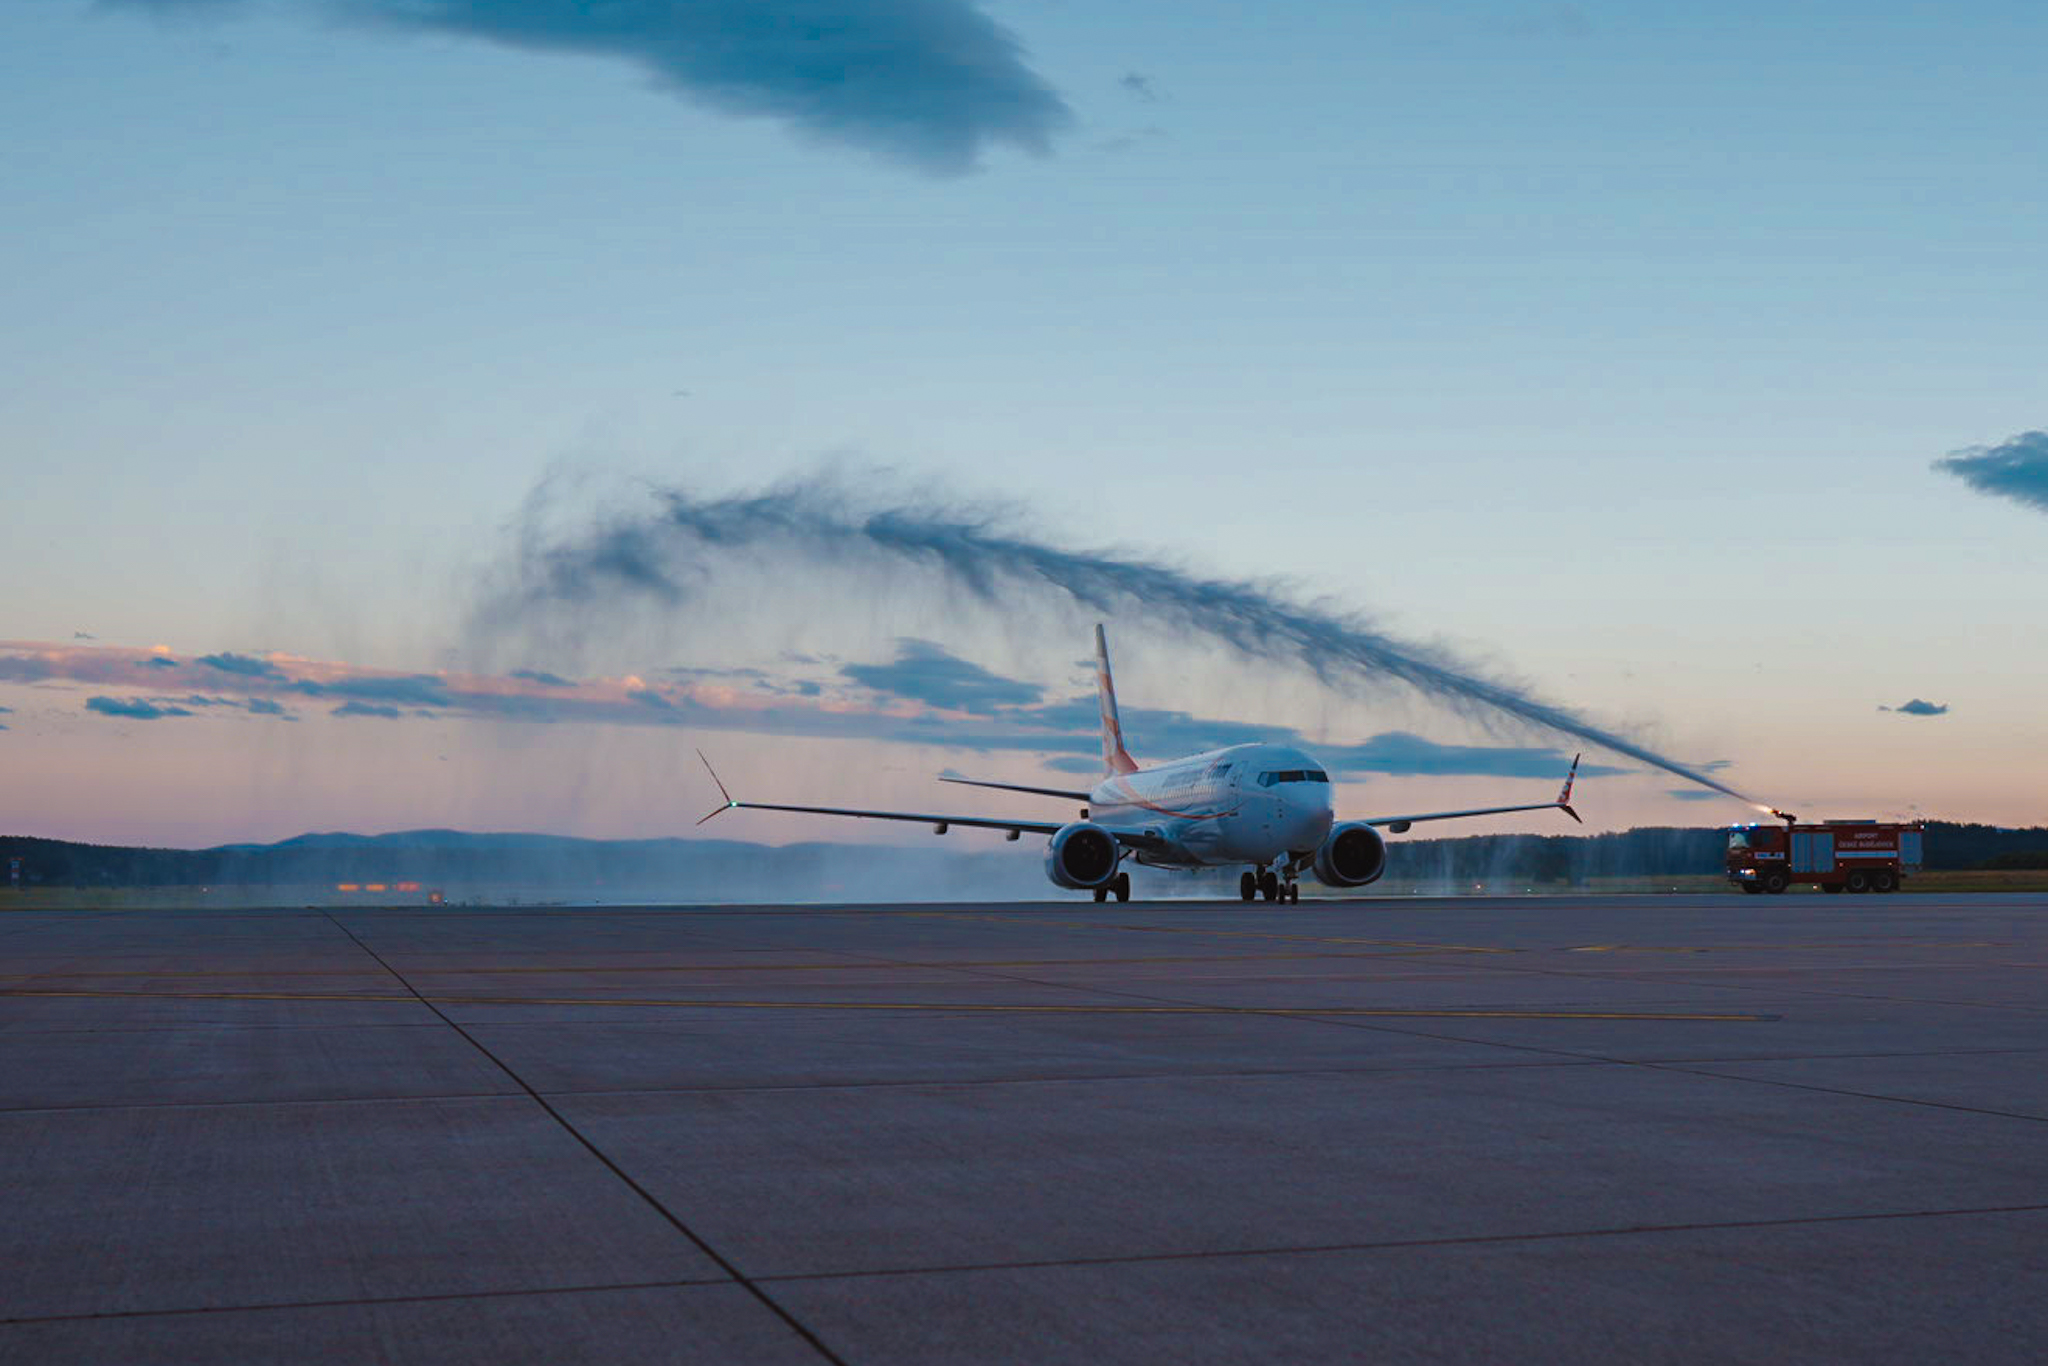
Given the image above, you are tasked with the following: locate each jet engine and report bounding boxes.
[1045,821,1121,889]
[1312,822,1388,888]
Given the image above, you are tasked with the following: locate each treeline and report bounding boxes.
[3,821,2045,891]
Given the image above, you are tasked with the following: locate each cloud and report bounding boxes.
[86,696,191,720]
[110,0,1070,175]
[5,638,1633,788]
[1665,789,1725,802]
[196,651,284,680]
[143,656,180,669]
[1117,72,1158,102]
[510,668,575,687]
[1880,698,1950,717]
[841,638,1043,714]
[1935,430,2048,514]
[0,706,11,714]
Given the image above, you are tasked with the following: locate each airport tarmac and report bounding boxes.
[3,892,2046,1364]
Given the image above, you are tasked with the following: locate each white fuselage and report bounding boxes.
[1087,743,1336,868]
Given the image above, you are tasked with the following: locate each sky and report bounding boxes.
[4,0,2046,848]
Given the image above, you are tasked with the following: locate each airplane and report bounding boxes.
[698,625,1581,903]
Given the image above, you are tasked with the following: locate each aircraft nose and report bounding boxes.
[1282,785,1335,844]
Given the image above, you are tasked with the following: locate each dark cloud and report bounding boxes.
[1117,71,1157,102]
[111,0,1070,175]
[627,688,678,713]
[246,698,289,716]
[509,668,575,687]
[1881,698,1950,717]
[143,656,179,669]
[331,701,403,719]
[0,706,12,714]
[196,651,284,680]
[86,696,191,720]
[1935,430,2048,514]
[842,638,1043,714]
[290,675,453,707]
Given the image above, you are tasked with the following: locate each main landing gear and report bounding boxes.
[1240,868,1299,904]
[1092,872,1132,903]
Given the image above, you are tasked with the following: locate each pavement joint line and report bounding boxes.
[1618,1060,2048,1126]
[11,1040,2031,1113]
[316,912,853,1366]
[0,1276,731,1329]
[0,988,1777,1022]
[747,1201,2048,1286]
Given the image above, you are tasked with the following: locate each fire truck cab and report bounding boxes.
[1727,818,1924,895]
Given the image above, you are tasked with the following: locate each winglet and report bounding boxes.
[1557,753,1582,824]
[696,749,739,826]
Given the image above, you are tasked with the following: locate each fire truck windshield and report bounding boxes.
[1727,830,1751,851]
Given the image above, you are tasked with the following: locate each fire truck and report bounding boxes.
[1727,814,1925,894]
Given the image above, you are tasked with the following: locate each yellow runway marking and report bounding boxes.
[0,950,1486,983]
[909,912,1514,955]
[1564,942,2006,954]
[0,987,1771,1021]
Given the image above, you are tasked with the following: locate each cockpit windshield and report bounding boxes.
[1257,770,1330,787]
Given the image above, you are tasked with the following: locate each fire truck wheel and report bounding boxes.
[1741,884,1764,895]
[1763,872,1789,894]
[1845,870,1870,893]
[1872,870,1897,893]
[1822,883,1844,894]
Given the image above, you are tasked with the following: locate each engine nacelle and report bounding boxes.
[1313,822,1388,888]
[1045,821,1121,889]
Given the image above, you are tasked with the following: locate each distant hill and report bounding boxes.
[3,822,2044,899]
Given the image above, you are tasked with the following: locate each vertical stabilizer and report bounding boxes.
[1094,624,1139,775]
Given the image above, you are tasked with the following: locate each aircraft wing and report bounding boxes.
[1360,755,1582,832]
[695,753,1164,848]
[706,798,1066,838]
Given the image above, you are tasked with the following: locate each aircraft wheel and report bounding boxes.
[1872,870,1897,893]
[1763,872,1789,894]
[1113,872,1131,903]
[1240,871,1257,902]
[1093,886,1109,903]
[1286,883,1300,904]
